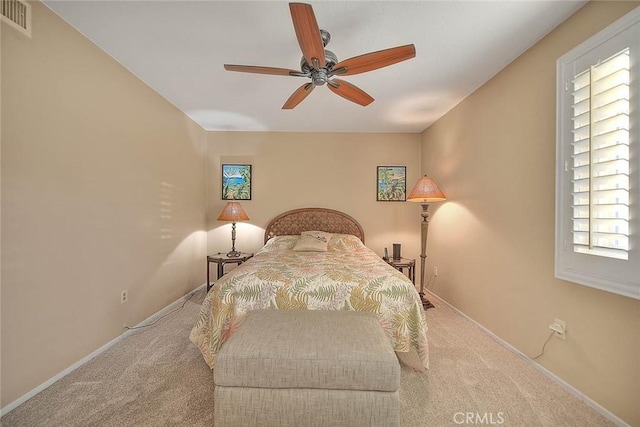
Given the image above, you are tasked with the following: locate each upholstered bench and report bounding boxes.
[213,310,401,427]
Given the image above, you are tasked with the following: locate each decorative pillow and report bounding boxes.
[257,235,300,254]
[293,231,333,252]
[327,234,365,252]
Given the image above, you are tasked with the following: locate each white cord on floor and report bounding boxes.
[532,332,554,359]
[123,291,196,331]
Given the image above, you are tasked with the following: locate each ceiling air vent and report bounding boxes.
[1,0,31,37]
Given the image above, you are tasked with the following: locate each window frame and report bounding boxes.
[555,7,640,300]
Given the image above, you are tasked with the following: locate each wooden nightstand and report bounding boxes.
[385,257,416,284]
[207,252,253,291]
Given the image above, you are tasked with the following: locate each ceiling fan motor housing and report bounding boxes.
[300,49,338,85]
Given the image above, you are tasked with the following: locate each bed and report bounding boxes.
[190,207,429,370]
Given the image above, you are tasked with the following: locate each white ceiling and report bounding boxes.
[43,0,585,133]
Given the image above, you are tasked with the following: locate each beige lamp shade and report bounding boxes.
[407,176,446,203]
[217,201,250,222]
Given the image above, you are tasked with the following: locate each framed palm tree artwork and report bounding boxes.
[377,166,406,201]
[222,164,252,200]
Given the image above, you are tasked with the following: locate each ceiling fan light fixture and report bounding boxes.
[311,68,329,86]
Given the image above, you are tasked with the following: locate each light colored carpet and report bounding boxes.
[1,289,612,426]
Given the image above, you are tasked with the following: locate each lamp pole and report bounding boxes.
[419,203,435,309]
[227,221,240,257]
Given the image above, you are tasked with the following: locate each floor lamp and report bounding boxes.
[407,176,446,310]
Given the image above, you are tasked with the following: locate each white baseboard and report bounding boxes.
[0,283,206,417]
[424,290,629,427]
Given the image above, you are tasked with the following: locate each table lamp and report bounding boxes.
[217,201,250,257]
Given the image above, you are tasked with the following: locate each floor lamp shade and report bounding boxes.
[407,176,446,203]
[217,201,249,257]
[407,176,446,309]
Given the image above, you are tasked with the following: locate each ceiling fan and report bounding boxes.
[224,2,416,109]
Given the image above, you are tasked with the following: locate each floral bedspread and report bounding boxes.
[190,234,429,369]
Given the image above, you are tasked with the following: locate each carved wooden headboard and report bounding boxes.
[264,208,365,243]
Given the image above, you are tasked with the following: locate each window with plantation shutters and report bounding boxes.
[556,7,639,300]
[571,48,630,261]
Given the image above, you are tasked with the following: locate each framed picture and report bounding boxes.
[222,164,252,200]
[377,166,406,201]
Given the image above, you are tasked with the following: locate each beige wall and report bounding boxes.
[1,2,207,407]
[420,2,640,424]
[206,132,422,263]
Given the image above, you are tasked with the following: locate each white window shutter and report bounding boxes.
[570,48,630,260]
[555,7,640,300]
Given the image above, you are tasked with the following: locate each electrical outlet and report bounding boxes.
[121,290,128,304]
[549,318,566,340]
[434,266,439,277]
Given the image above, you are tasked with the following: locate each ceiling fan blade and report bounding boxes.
[282,83,315,109]
[327,79,374,106]
[224,64,306,77]
[331,44,416,76]
[289,3,325,69]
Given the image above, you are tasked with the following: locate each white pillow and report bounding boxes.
[257,235,300,254]
[327,234,365,252]
[293,231,333,252]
